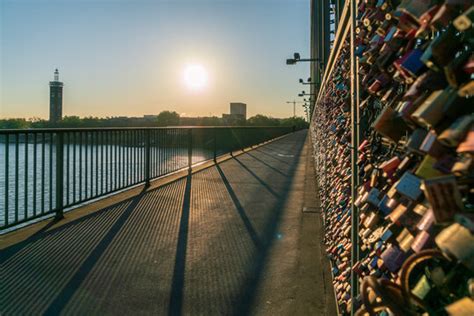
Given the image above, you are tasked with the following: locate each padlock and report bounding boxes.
[411,274,432,299]
[406,128,429,154]
[363,212,380,229]
[410,87,460,129]
[451,153,474,176]
[415,155,445,179]
[380,244,406,273]
[457,127,474,153]
[378,195,399,216]
[397,48,427,78]
[417,208,435,231]
[419,130,447,158]
[430,3,464,30]
[396,0,439,22]
[425,25,463,67]
[394,172,423,201]
[411,230,432,253]
[438,115,474,147]
[373,106,410,142]
[435,223,474,271]
[444,48,471,88]
[445,297,474,315]
[415,4,442,37]
[397,228,416,252]
[422,175,464,223]
[413,202,429,217]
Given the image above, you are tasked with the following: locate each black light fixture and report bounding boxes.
[298,90,316,97]
[299,77,317,85]
[286,52,319,65]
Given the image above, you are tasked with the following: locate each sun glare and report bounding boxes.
[183,64,208,90]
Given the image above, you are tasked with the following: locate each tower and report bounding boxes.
[49,68,64,123]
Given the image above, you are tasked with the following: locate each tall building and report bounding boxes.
[49,69,63,123]
[230,102,246,120]
[222,102,246,125]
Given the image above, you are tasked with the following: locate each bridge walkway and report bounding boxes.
[1,130,336,316]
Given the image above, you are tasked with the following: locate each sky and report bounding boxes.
[0,0,311,119]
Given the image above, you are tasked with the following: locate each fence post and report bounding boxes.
[213,127,217,162]
[145,129,151,187]
[55,132,64,220]
[188,129,192,170]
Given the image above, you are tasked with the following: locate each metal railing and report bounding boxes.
[0,126,294,230]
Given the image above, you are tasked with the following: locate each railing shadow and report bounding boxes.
[220,133,307,315]
[0,179,186,315]
[168,171,192,316]
[43,189,146,315]
[215,164,261,248]
[244,151,288,177]
[253,147,292,166]
[232,156,280,198]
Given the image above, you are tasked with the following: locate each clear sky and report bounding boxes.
[1,0,311,119]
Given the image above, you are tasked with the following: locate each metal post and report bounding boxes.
[188,129,192,170]
[213,127,217,162]
[322,0,331,66]
[145,129,151,187]
[55,132,64,220]
[350,0,360,314]
[336,0,345,30]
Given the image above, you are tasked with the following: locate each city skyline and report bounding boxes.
[1,0,311,119]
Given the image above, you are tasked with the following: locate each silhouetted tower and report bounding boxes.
[49,68,63,123]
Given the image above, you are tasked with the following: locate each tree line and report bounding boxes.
[0,111,309,129]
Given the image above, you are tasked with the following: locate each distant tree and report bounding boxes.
[246,115,280,127]
[60,116,84,127]
[0,118,31,129]
[156,111,180,126]
[201,116,223,126]
[0,113,307,129]
[279,117,309,129]
[30,118,50,128]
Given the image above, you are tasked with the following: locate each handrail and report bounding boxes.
[0,126,295,231]
[314,1,351,108]
[0,126,292,133]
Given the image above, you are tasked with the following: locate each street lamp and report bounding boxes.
[299,77,318,85]
[286,52,320,65]
[298,90,316,97]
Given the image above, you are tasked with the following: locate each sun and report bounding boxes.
[183,64,208,90]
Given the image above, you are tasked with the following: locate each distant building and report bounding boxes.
[222,102,246,125]
[230,102,247,120]
[49,69,63,123]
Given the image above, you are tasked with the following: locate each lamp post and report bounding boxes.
[298,90,317,97]
[299,77,318,85]
[286,100,304,118]
[286,52,322,121]
[286,52,320,65]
